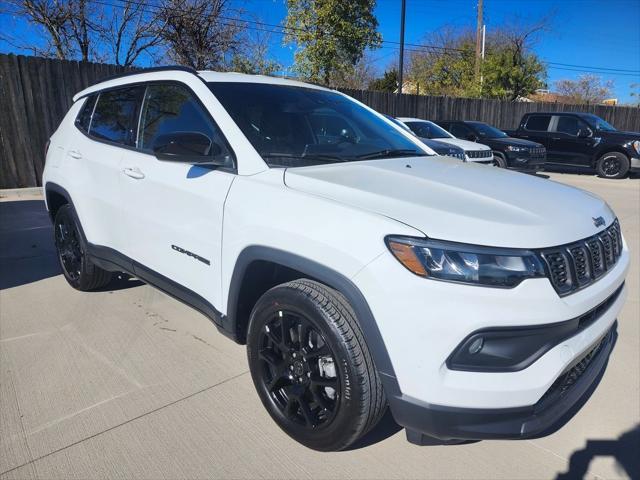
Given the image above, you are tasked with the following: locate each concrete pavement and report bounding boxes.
[1,173,638,479]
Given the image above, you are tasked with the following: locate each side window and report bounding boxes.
[556,116,582,136]
[75,94,97,132]
[90,87,144,145]
[449,123,470,138]
[139,83,231,160]
[524,115,551,132]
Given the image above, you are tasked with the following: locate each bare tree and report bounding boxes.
[555,75,615,104]
[99,1,162,66]
[6,0,71,58]
[6,0,101,61]
[155,0,242,70]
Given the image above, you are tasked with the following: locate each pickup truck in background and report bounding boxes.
[504,112,640,179]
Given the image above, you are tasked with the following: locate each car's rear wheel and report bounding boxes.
[54,204,112,291]
[596,152,629,179]
[247,279,386,451]
[492,152,508,168]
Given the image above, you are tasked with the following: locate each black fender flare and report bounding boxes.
[226,246,398,384]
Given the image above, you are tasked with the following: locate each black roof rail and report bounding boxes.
[96,65,200,85]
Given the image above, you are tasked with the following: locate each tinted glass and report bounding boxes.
[76,95,97,132]
[525,115,551,131]
[467,122,508,138]
[208,82,427,167]
[556,116,582,136]
[582,114,616,132]
[139,84,230,162]
[449,123,472,139]
[90,87,143,145]
[406,121,452,139]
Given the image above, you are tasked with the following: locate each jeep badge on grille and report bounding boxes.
[593,216,605,228]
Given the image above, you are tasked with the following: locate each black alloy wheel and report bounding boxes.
[53,205,112,290]
[247,279,386,451]
[257,310,340,429]
[596,152,629,179]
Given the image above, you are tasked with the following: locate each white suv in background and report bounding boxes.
[43,67,628,451]
[397,117,494,164]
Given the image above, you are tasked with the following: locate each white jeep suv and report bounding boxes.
[397,117,494,164]
[43,67,629,451]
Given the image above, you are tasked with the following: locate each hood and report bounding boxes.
[433,137,492,151]
[419,138,463,155]
[284,157,614,249]
[598,130,640,141]
[490,137,543,148]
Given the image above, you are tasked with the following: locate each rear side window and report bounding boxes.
[138,83,230,160]
[524,115,551,131]
[449,123,471,138]
[556,116,582,136]
[90,86,144,145]
[75,94,97,132]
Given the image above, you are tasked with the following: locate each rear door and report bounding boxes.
[548,115,594,167]
[70,86,144,253]
[118,82,235,310]
[519,114,552,150]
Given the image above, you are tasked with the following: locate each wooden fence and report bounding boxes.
[1,53,639,188]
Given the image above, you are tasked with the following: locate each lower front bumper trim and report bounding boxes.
[387,324,617,443]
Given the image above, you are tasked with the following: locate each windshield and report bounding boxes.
[468,122,508,138]
[582,114,617,132]
[208,82,428,167]
[405,121,453,139]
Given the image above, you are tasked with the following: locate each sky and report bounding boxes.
[1,0,639,103]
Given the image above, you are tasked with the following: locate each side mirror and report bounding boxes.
[466,133,479,142]
[577,128,592,138]
[152,132,227,166]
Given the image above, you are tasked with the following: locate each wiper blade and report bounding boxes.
[356,149,427,160]
[261,152,348,164]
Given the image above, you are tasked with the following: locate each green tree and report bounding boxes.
[407,18,549,100]
[284,0,381,85]
[368,69,398,92]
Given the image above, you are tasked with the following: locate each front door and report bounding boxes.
[548,115,594,167]
[119,82,236,310]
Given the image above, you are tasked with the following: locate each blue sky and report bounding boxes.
[2,0,639,102]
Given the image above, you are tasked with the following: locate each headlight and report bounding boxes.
[505,145,528,152]
[632,140,640,155]
[386,236,545,287]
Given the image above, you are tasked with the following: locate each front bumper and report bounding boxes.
[388,325,616,442]
[505,150,546,171]
[630,156,640,172]
[353,235,628,440]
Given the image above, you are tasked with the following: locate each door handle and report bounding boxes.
[122,167,145,179]
[552,137,562,140]
[68,150,82,159]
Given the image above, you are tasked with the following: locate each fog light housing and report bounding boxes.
[447,321,577,372]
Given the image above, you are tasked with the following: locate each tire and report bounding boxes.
[53,204,112,291]
[596,152,629,179]
[492,152,508,168]
[246,279,386,451]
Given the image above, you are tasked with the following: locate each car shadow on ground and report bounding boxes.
[555,424,640,479]
[0,200,142,291]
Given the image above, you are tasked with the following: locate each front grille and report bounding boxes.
[467,150,492,159]
[528,147,546,162]
[540,220,623,296]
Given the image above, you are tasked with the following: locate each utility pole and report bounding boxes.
[397,0,406,97]
[475,0,484,80]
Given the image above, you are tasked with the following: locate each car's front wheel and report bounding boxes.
[492,152,508,168]
[596,152,629,179]
[247,279,386,451]
[54,204,112,291]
